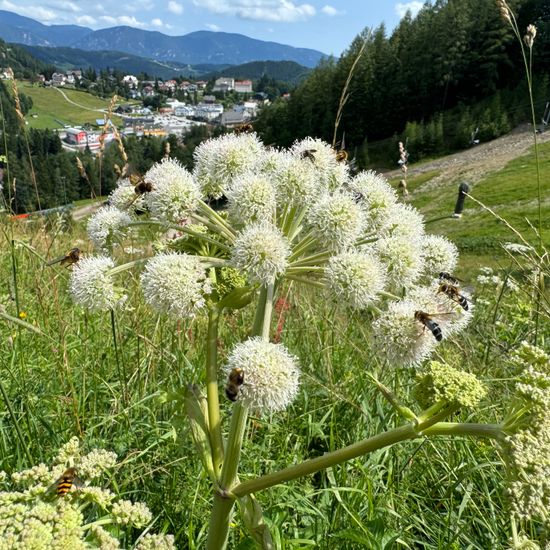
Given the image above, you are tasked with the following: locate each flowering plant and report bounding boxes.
[66,132,546,548]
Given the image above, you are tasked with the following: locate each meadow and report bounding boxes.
[19,82,123,129]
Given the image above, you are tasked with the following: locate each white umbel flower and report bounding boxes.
[69,256,124,311]
[224,337,300,413]
[372,299,439,367]
[87,206,132,249]
[227,172,276,226]
[291,137,348,191]
[193,133,264,198]
[375,235,423,290]
[231,222,290,285]
[144,158,200,222]
[351,171,399,234]
[308,191,364,251]
[141,253,212,319]
[379,203,425,238]
[108,178,145,213]
[272,151,319,207]
[325,252,386,309]
[420,235,458,278]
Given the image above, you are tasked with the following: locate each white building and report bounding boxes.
[213,77,234,92]
[195,103,224,121]
[234,80,252,93]
[122,75,139,88]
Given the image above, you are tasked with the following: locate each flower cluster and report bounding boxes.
[224,337,300,413]
[504,344,550,523]
[414,361,487,409]
[0,439,174,550]
[72,134,469,369]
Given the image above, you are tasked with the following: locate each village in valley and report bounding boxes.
[2,67,274,152]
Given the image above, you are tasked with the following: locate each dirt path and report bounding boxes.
[385,124,550,192]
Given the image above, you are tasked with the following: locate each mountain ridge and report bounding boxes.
[0,10,325,68]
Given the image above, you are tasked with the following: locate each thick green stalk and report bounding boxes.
[206,308,224,476]
[232,421,504,498]
[206,284,275,549]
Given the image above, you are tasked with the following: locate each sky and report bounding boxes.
[0,0,425,56]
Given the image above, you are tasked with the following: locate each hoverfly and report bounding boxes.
[414,310,443,342]
[225,368,244,402]
[234,123,254,134]
[49,467,82,497]
[438,283,469,311]
[438,272,462,286]
[46,247,80,268]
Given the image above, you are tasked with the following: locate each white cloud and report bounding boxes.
[99,15,117,24]
[46,0,81,13]
[117,15,146,27]
[395,1,424,18]
[193,0,316,23]
[168,1,183,14]
[205,23,220,31]
[151,17,164,27]
[321,5,340,16]
[0,1,59,21]
[76,14,97,25]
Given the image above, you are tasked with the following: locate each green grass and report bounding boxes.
[407,141,550,267]
[389,170,441,194]
[20,82,122,129]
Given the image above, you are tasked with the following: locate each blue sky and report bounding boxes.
[0,0,425,55]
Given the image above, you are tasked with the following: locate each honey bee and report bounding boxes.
[225,368,244,402]
[438,271,462,286]
[46,247,80,267]
[234,123,254,134]
[300,149,317,162]
[414,310,443,342]
[438,283,469,311]
[50,467,81,497]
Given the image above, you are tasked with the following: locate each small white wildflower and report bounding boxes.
[375,235,423,290]
[503,242,533,255]
[134,534,177,550]
[224,337,300,413]
[193,133,265,198]
[272,151,319,207]
[69,256,125,312]
[372,299,438,367]
[291,137,348,191]
[111,500,152,528]
[325,252,386,309]
[226,172,276,226]
[141,253,212,319]
[144,158,200,222]
[307,191,364,251]
[79,487,115,508]
[108,178,145,213]
[87,206,132,250]
[89,525,121,550]
[55,437,81,465]
[77,449,117,479]
[11,464,51,485]
[231,222,290,285]
[420,235,458,277]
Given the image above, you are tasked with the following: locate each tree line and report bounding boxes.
[255,0,550,167]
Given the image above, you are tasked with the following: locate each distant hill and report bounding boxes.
[0,10,325,68]
[204,60,310,85]
[21,45,231,79]
[0,39,51,77]
[0,10,92,46]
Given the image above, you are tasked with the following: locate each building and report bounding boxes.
[51,73,66,86]
[220,110,249,128]
[64,128,88,146]
[195,103,224,121]
[213,77,234,92]
[235,80,252,93]
[122,75,139,88]
[175,105,196,117]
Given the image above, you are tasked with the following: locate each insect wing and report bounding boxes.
[46,254,67,266]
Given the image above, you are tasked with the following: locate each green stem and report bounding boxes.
[232,421,503,498]
[110,309,128,405]
[206,283,275,549]
[206,309,224,476]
